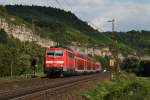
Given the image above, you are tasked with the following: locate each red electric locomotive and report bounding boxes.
[43,47,101,77]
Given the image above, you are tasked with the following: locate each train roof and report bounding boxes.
[47,46,73,51]
[46,46,96,61]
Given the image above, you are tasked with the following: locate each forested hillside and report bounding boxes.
[5,5,112,46]
[104,30,150,55]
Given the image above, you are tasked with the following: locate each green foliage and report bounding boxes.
[17,54,31,75]
[95,55,110,70]
[0,44,10,76]
[104,30,150,55]
[116,43,135,54]
[0,29,44,77]
[138,61,150,76]
[121,57,150,76]
[0,29,8,44]
[81,76,150,100]
[122,57,140,73]
[0,5,7,17]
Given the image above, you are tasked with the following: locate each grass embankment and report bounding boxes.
[0,71,46,81]
[81,73,150,100]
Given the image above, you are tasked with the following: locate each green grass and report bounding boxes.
[81,73,150,100]
[35,71,46,77]
[0,71,46,81]
[0,75,32,81]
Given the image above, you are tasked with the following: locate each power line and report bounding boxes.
[63,0,72,11]
[51,0,58,7]
[55,0,63,9]
[50,1,103,32]
[63,0,70,6]
[46,0,53,7]
[88,21,104,32]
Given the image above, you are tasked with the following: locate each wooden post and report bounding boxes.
[10,61,13,79]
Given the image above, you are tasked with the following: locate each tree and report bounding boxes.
[0,29,8,44]
[99,56,110,71]
[17,54,31,75]
[139,61,150,76]
[122,57,140,73]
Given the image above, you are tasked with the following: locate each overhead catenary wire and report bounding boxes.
[55,0,64,9]
[47,1,102,32]
[46,0,54,7]
[88,21,104,32]
[60,1,103,31]
[63,0,72,11]
[63,0,70,7]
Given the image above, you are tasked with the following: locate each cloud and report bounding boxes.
[91,3,150,31]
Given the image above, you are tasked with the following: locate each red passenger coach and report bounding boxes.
[43,47,101,77]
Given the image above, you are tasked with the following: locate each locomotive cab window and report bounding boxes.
[47,50,63,56]
[47,50,54,56]
[55,50,64,56]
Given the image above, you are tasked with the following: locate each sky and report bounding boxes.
[0,0,150,32]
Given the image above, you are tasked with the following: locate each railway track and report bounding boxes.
[0,73,108,100]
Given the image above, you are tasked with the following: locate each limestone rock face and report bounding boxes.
[0,18,55,47]
[69,46,112,57]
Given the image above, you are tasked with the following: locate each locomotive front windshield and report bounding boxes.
[47,50,64,56]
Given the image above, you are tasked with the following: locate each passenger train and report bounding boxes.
[43,47,102,77]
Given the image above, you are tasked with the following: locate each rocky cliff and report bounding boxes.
[0,17,56,47]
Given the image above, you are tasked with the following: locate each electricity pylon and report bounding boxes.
[108,18,120,80]
[108,19,115,32]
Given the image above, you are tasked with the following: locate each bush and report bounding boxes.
[81,76,150,100]
[122,57,140,73]
[0,29,44,77]
[121,57,150,77]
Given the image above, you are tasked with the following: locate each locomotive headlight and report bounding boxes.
[46,61,53,64]
[56,61,64,64]
[56,61,64,67]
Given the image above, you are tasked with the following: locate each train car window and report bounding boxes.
[47,50,63,56]
[47,50,54,56]
[68,52,74,58]
[55,50,64,56]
